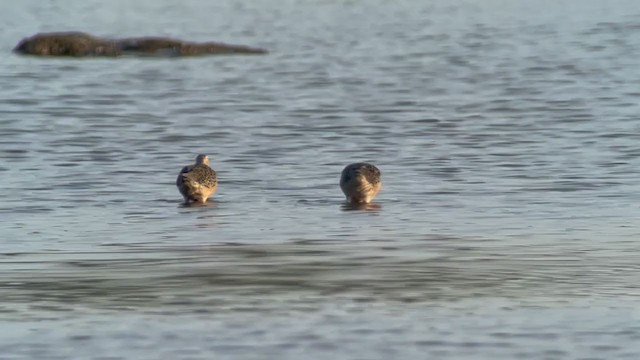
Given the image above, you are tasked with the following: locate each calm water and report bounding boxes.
[2,0,640,358]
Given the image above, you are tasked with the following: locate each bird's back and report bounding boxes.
[184,164,217,188]
[340,163,381,204]
[177,164,217,203]
[341,163,381,186]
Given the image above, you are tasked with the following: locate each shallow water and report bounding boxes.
[2,0,640,358]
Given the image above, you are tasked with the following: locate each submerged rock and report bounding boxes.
[14,32,267,57]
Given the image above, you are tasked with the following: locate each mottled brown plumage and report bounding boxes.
[340,163,382,204]
[176,154,218,204]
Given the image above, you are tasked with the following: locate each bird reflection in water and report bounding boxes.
[178,200,219,208]
[341,202,382,212]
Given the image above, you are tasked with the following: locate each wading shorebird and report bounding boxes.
[339,163,381,204]
[176,154,218,204]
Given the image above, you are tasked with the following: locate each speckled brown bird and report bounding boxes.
[340,163,382,204]
[176,154,218,204]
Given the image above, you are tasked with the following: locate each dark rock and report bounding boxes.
[14,32,267,57]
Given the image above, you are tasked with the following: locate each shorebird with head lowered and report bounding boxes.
[340,163,382,204]
[176,154,218,204]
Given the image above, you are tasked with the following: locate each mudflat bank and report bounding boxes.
[14,32,267,57]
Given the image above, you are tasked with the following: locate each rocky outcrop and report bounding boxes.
[14,32,267,57]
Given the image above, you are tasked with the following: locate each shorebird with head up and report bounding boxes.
[340,163,381,204]
[176,154,218,204]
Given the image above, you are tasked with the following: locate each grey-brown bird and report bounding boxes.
[340,163,382,204]
[176,154,218,204]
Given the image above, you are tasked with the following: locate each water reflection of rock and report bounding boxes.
[14,32,268,57]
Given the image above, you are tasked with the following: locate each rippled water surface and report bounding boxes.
[2,0,640,359]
